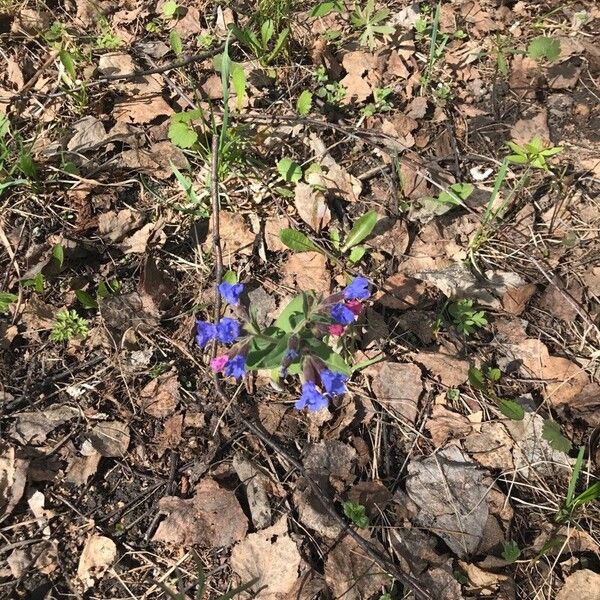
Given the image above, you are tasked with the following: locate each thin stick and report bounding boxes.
[207,119,432,600]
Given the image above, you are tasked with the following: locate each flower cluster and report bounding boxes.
[196,276,371,412]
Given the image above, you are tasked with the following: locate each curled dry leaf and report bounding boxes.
[156,414,184,457]
[10,405,79,445]
[65,452,101,486]
[153,478,247,547]
[370,362,423,425]
[426,405,473,448]
[98,209,144,243]
[87,421,130,457]
[230,516,302,600]
[76,534,117,591]
[294,182,331,233]
[263,216,290,253]
[324,534,389,600]
[366,216,409,256]
[502,283,537,315]
[138,369,180,418]
[0,446,28,521]
[405,445,489,558]
[323,163,362,203]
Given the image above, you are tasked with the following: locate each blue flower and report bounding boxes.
[218,282,244,306]
[295,382,328,412]
[216,318,241,344]
[320,369,348,396]
[224,354,246,379]
[196,320,216,347]
[331,303,355,325]
[343,276,370,300]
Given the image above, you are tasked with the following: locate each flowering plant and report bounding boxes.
[195,276,370,412]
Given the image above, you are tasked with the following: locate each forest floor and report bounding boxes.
[1,0,599,599]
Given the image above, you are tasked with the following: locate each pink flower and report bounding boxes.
[328,324,345,336]
[345,300,363,316]
[210,354,229,373]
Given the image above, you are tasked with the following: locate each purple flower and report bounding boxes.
[320,369,348,396]
[331,303,355,325]
[343,276,370,300]
[216,318,241,344]
[224,354,246,379]
[295,382,328,412]
[218,282,244,306]
[196,320,216,347]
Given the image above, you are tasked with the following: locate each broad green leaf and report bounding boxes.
[171,108,203,123]
[306,338,352,375]
[162,0,178,18]
[348,245,366,264]
[274,293,306,332]
[169,29,183,55]
[542,419,572,453]
[231,63,246,110]
[487,367,502,381]
[168,121,198,148]
[260,19,274,46]
[310,1,341,17]
[497,399,525,421]
[52,243,64,268]
[296,90,313,116]
[75,289,98,309]
[341,210,378,251]
[468,366,485,391]
[222,270,237,284]
[527,36,561,62]
[267,28,289,63]
[572,482,600,508]
[279,228,320,253]
[0,291,18,313]
[277,157,302,183]
[59,49,76,80]
[438,183,474,206]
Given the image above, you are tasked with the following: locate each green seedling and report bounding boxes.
[231,19,289,66]
[542,419,572,453]
[170,164,210,217]
[527,35,561,62]
[0,115,38,195]
[310,1,343,18]
[506,136,562,171]
[467,365,525,421]
[362,87,393,117]
[50,309,89,342]
[418,2,449,96]
[313,65,347,105]
[351,0,395,51]
[0,291,18,313]
[75,279,121,309]
[277,157,302,183]
[446,298,487,335]
[296,90,313,116]
[343,500,369,528]
[96,16,122,49]
[501,540,521,563]
[157,550,258,600]
[162,0,181,19]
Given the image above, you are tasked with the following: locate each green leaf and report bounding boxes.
[542,419,572,453]
[497,399,525,421]
[266,28,289,63]
[169,29,183,55]
[222,270,237,284]
[341,210,378,251]
[17,153,37,179]
[527,36,561,62]
[274,294,306,332]
[59,49,76,80]
[75,289,98,309]
[279,228,320,253]
[572,482,600,508]
[231,63,246,110]
[277,157,302,183]
[348,245,366,264]
[501,541,521,563]
[52,243,64,269]
[487,367,502,381]
[343,501,369,528]
[260,19,274,47]
[468,366,486,391]
[168,121,198,149]
[296,90,313,116]
[437,182,474,206]
[162,0,178,18]
[310,1,341,17]
[305,338,352,375]
[0,291,18,313]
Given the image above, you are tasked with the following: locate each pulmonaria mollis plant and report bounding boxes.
[195,277,370,412]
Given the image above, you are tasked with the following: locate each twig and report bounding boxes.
[207,120,433,600]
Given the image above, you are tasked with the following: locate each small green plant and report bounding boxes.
[343,500,369,528]
[418,2,449,96]
[506,137,562,171]
[0,115,38,195]
[362,87,393,117]
[157,550,258,600]
[350,0,395,51]
[329,210,378,264]
[296,90,313,116]
[314,65,347,105]
[0,291,18,313]
[527,35,561,62]
[170,164,210,217]
[310,1,343,18]
[231,19,289,66]
[491,34,516,77]
[162,0,181,19]
[555,447,600,523]
[467,365,525,421]
[447,299,487,335]
[501,540,521,563]
[50,309,89,342]
[96,17,122,49]
[75,279,121,309]
[277,157,303,183]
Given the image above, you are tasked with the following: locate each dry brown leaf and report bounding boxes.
[207,211,255,257]
[323,163,362,202]
[87,421,130,458]
[0,446,28,521]
[263,216,290,253]
[138,369,180,418]
[7,541,57,578]
[154,478,248,547]
[113,73,173,124]
[98,209,144,243]
[6,56,24,90]
[548,58,583,90]
[513,339,588,406]
[230,516,302,599]
[156,414,184,457]
[67,116,106,152]
[174,6,202,38]
[415,351,470,387]
[347,480,393,519]
[120,222,155,255]
[76,535,117,591]
[565,383,600,427]
[98,53,135,77]
[121,140,188,179]
[303,440,357,492]
[233,453,274,530]
[459,561,507,589]
[281,251,330,294]
[294,182,331,232]
[324,534,389,600]
[366,217,409,256]
[556,569,600,600]
[371,362,423,425]
[374,273,432,310]
[509,55,542,98]
[406,445,489,558]
[463,422,514,471]
[538,280,583,322]
[294,477,342,539]
[510,110,550,146]
[9,405,79,445]
[426,405,473,448]
[502,283,537,315]
[65,452,101,486]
